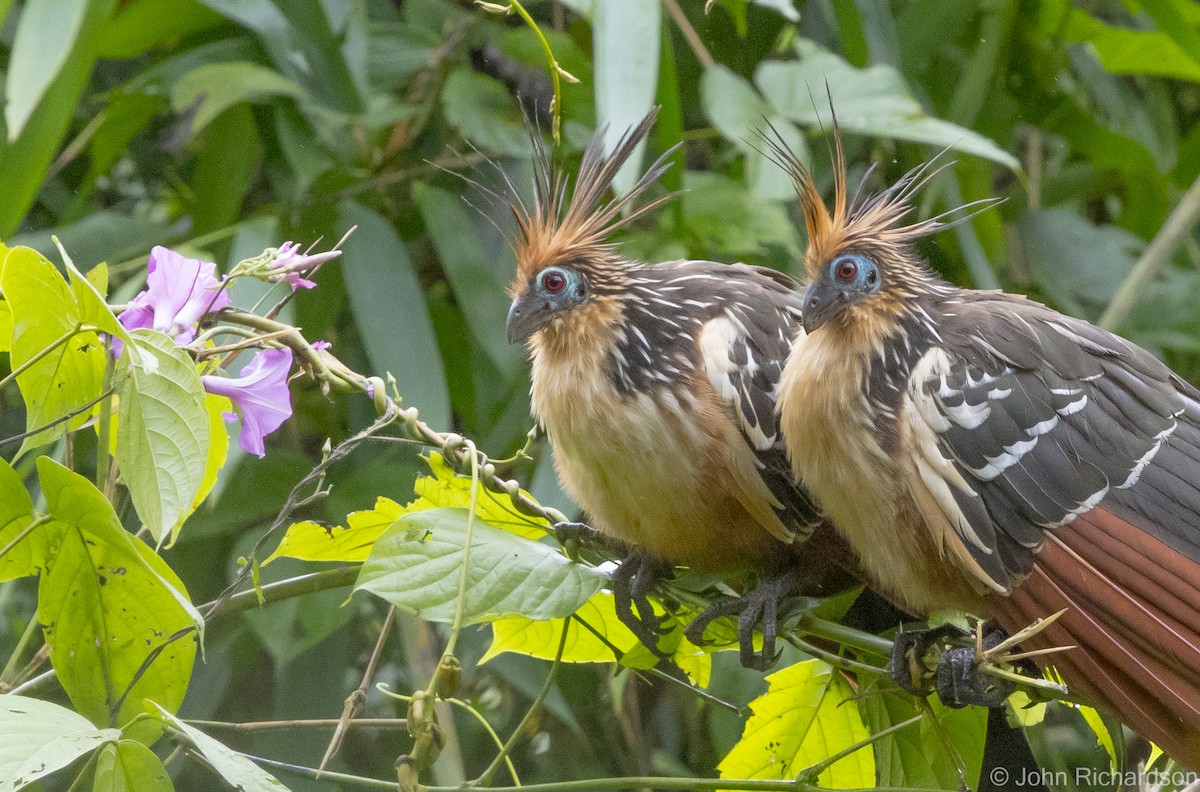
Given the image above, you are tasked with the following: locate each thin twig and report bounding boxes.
[1101,171,1200,331]
[320,606,397,771]
[663,0,715,68]
[187,718,408,732]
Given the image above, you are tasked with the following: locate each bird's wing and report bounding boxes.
[900,293,1200,592]
[693,263,824,541]
[899,294,1200,762]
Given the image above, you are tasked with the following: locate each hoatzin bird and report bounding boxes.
[500,111,857,668]
[771,127,1200,767]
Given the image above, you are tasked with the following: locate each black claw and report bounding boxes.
[610,550,674,659]
[891,623,1018,709]
[687,569,802,672]
[889,623,971,697]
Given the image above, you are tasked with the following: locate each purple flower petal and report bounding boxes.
[117,246,230,346]
[201,348,294,457]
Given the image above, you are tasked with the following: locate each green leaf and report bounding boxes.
[99,0,227,59]
[701,65,808,202]
[37,459,201,730]
[0,695,120,792]
[410,453,549,540]
[1078,704,1118,772]
[1017,209,1142,321]
[0,455,47,582]
[440,69,532,157]
[718,659,874,789]
[116,330,211,545]
[147,704,289,791]
[4,0,91,140]
[266,497,405,565]
[171,61,305,139]
[858,690,985,788]
[755,39,1020,171]
[0,246,106,455]
[0,0,116,238]
[355,508,606,624]
[484,591,641,664]
[412,184,525,372]
[92,740,172,792]
[63,253,138,365]
[594,0,661,194]
[1048,0,1200,82]
[681,171,801,259]
[337,201,450,431]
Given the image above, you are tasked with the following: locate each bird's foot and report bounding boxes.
[891,622,1016,708]
[611,550,676,659]
[685,569,804,671]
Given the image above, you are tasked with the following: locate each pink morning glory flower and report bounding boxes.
[201,348,294,457]
[118,246,231,344]
[265,241,342,291]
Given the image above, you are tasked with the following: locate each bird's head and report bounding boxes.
[764,117,996,337]
[500,109,677,346]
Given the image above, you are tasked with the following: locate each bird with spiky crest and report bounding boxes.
[494,110,859,668]
[772,119,1200,767]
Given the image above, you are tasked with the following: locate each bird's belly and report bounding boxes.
[542,390,776,571]
[783,369,981,614]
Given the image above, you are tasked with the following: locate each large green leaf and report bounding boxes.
[148,704,289,791]
[1045,0,1200,82]
[117,330,211,545]
[171,61,306,139]
[92,740,172,792]
[37,459,201,730]
[412,184,524,372]
[701,65,807,202]
[355,508,606,624]
[0,246,106,456]
[0,456,47,583]
[718,659,874,789]
[3,0,90,140]
[858,690,986,789]
[338,200,450,430]
[0,696,119,792]
[756,39,1020,171]
[440,69,532,158]
[0,0,116,237]
[593,0,661,194]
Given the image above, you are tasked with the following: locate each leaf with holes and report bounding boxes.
[37,459,201,731]
[355,508,605,623]
[719,659,874,789]
[0,696,119,792]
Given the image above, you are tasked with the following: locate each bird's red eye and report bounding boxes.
[541,270,567,294]
[835,258,858,282]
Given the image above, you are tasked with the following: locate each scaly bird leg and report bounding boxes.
[889,622,972,697]
[685,568,803,671]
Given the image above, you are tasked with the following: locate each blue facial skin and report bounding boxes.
[800,253,881,333]
[506,266,590,343]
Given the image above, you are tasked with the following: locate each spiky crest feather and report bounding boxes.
[509,109,678,288]
[761,113,1000,289]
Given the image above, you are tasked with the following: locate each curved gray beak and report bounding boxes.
[800,281,846,334]
[506,296,548,344]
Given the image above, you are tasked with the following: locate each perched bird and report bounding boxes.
[498,111,857,667]
[772,126,1200,767]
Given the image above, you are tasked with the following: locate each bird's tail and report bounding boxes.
[992,506,1200,770]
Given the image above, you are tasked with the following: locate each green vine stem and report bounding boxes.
[475,0,579,142]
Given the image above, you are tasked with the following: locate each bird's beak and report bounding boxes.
[506,295,550,344]
[801,281,847,334]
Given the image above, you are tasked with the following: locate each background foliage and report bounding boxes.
[2,0,1200,790]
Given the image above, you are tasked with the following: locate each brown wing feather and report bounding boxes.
[991,507,1200,769]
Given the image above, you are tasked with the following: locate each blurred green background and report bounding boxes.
[1,0,1199,789]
